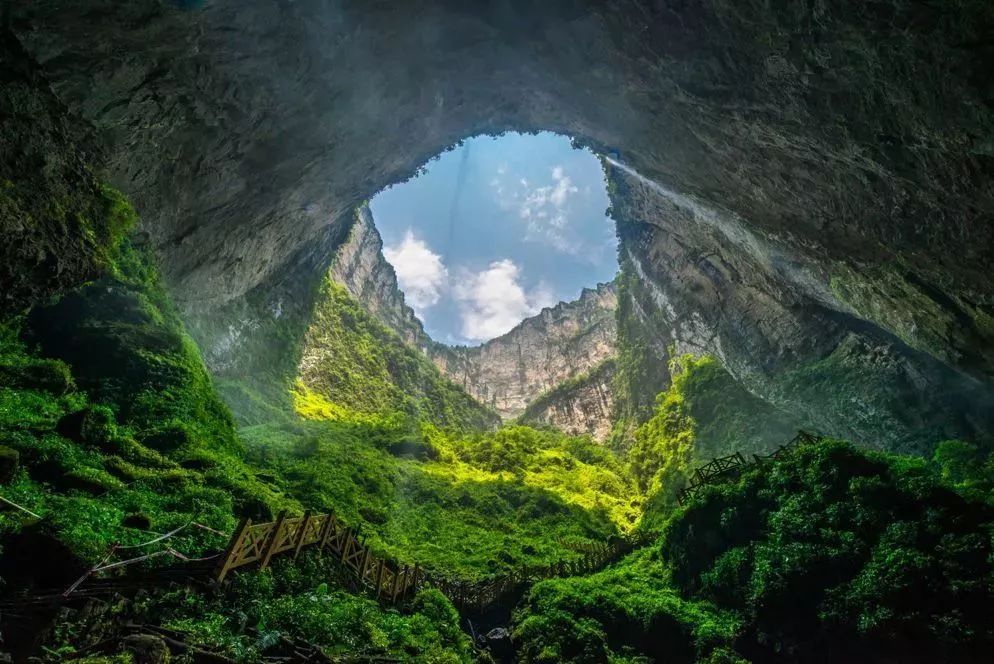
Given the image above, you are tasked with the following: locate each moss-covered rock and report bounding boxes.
[25,241,240,456]
[138,424,194,454]
[0,445,19,484]
[0,359,75,395]
[0,35,136,314]
[120,634,169,664]
[57,405,118,449]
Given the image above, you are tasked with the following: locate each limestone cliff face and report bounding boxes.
[432,283,618,423]
[609,166,994,455]
[518,359,617,441]
[324,209,619,437]
[328,207,433,351]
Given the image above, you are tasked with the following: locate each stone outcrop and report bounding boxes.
[0,32,114,313]
[328,206,433,352]
[432,283,618,421]
[7,1,994,453]
[518,359,616,441]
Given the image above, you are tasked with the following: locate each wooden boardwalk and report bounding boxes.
[677,430,821,505]
[216,509,643,612]
[4,432,820,618]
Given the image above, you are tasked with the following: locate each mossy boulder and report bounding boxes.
[121,634,169,664]
[25,257,241,457]
[0,359,74,394]
[0,445,19,484]
[57,405,118,448]
[60,468,122,495]
[138,423,195,453]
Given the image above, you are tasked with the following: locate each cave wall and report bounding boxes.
[6,0,994,452]
[0,29,115,312]
[611,167,994,453]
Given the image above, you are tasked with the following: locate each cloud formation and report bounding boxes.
[491,165,589,255]
[454,259,555,341]
[383,230,448,311]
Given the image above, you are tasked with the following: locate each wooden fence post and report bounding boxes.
[321,513,336,548]
[410,564,421,600]
[375,559,386,599]
[400,565,412,602]
[293,511,312,559]
[216,517,251,582]
[358,547,371,584]
[342,529,354,563]
[390,564,404,602]
[260,510,288,571]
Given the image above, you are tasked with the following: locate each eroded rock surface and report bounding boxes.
[611,167,994,454]
[518,359,617,441]
[433,283,617,420]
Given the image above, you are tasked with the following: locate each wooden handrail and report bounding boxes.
[677,431,821,506]
[213,502,644,613]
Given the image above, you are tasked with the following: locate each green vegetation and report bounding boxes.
[514,547,738,663]
[7,184,994,663]
[0,234,287,562]
[143,550,473,662]
[298,279,500,434]
[239,397,637,580]
[0,187,641,661]
[628,354,798,530]
[515,438,994,663]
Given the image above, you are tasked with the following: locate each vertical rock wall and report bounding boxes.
[324,206,620,437]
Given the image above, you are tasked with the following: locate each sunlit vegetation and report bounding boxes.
[514,438,994,663]
[223,278,639,577]
[298,279,500,434]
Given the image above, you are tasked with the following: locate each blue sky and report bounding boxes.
[370,132,617,346]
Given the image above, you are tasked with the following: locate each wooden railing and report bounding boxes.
[677,431,821,505]
[217,511,423,604]
[216,509,642,611]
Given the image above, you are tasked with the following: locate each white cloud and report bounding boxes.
[516,166,580,250]
[488,164,597,258]
[382,230,448,311]
[453,259,555,341]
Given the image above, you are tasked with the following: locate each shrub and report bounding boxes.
[663,439,994,662]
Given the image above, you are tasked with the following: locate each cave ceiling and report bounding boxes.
[7,0,994,449]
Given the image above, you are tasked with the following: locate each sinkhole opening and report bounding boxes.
[368,131,618,347]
